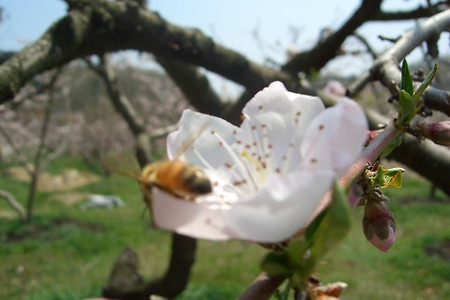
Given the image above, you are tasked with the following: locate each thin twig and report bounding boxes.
[0,189,26,222]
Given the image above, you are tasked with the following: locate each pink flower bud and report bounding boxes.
[419,121,450,146]
[362,198,396,252]
[324,80,347,97]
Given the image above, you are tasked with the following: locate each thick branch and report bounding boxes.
[370,2,447,21]
[0,0,293,104]
[224,89,255,125]
[347,8,450,116]
[367,109,450,196]
[0,51,14,65]
[282,0,383,74]
[144,233,197,298]
[422,85,450,116]
[103,233,197,300]
[155,55,225,117]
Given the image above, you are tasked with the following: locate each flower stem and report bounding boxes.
[340,122,400,188]
[237,272,286,300]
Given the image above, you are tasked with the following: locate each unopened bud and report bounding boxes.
[324,80,347,97]
[419,121,450,146]
[362,196,396,252]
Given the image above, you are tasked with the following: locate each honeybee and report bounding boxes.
[105,124,212,207]
[138,157,212,205]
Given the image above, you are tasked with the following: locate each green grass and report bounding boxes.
[0,156,449,299]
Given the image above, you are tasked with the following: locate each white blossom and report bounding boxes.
[152,81,368,243]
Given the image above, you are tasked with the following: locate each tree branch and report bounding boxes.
[352,32,378,59]
[0,0,293,104]
[88,54,197,300]
[347,8,450,116]
[26,69,61,222]
[422,85,450,116]
[323,86,450,196]
[0,189,27,222]
[155,55,225,116]
[282,0,383,74]
[370,1,448,21]
[103,234,197,300]
[237,272,286,300]
[86,54,152,165]
[367,107,450,196]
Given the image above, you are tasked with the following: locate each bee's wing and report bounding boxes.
[173,122,209,159]
[101,152,141,180]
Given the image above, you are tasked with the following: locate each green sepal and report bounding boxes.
[372,165,404,189]
[397,90,416,127]
[380,134,403,158]
[260,237,313,289]
[401,59,414,96]
[397,60,438,127]
[273,282,291,300]
[260,251,292,276]
[286,238,313,288]
[413,62,438,103]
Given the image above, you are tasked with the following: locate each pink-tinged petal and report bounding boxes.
[301,98,368,175]
[362,195,397,252]
[167,110,239,170]
[368,225,396,252]
[242,81,292,118]
[237,81,324,174]
[222,170,335,243]
[324,80,347,97]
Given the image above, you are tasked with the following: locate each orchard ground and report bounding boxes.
[0,155,449,300]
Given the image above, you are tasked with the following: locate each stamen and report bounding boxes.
[241,151,267,182]
[210,131,259,191]
[299,122,326,169]
[260,124,275,172]
[282,140,297,174]
[191,148,247,197]
[242,121,264,156]
[240,120,274,181]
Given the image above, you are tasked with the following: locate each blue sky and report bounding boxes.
[0,0,447,77]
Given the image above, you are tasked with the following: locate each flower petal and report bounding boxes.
[152,170,335,243]
[167,110,239,170]
[300,98,368,175]
[152,83,368,244]
[221,170,335,243]
[151,188,232,240]
[237,81,325,174]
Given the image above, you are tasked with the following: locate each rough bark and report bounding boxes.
[282,0,383,74]
[0,0,292,103]
[103,234,196,300]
